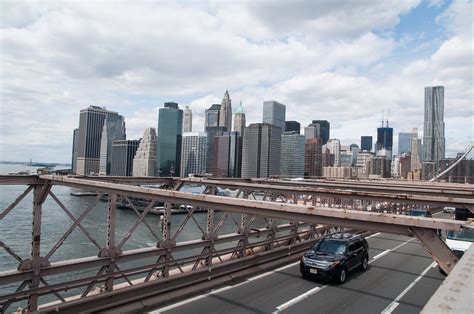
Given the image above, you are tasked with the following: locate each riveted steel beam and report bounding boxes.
[40,176,470,233]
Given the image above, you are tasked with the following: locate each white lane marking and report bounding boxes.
[271,236,418,313]
[433,211,444,217]
[151,284,236,313]
[370,238,415,263]
[382,301,400,314]
[273,286,327,313]
[366,232,381,239]
[247,261,300,283]
[372,250,390,260]
[158,236,417,313]
[381,261,437,314]
[153,261,300,313]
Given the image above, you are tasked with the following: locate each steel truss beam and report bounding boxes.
[39,175,470,232]
[1,174,473,312]
[179,178,473,208]
[0,224,321,306]
[37,175,472,273]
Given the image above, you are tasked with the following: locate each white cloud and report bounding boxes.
[243,0,420,39]
[0,0,472,162]
[436,0,473,37]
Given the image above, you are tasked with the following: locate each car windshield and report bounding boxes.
[314,240,347,255]
[447,229,474,242]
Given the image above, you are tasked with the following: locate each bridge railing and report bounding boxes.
[0,175,472,313]
[0,175,336,313]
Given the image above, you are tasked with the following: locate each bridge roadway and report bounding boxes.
[151,213,450,314]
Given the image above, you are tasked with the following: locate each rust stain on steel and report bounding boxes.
[39,175,471,232]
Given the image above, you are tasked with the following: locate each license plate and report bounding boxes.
[309,268,317,274]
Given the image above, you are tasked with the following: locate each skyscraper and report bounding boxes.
[76,106,122,175]
[241,123,282,178]
[110,140,140,176]
[99,114,126,175]
[369,156,391,178]
[183,106,192,132]
[284,121,300,134]
[304,125,320,140]
[233,101,246,135]
[305,138,323,177]
[205,126,226,173]
[311,120,330,145]
[361,136,373,152]
[423,86,445,164]
[157,102,183,176]
[398,132,412,155]
[376,126,393,159]
[132,128,157,177]
[71,128,79,174]
[205,104,221,128]
[326,139,341,166]
[350,144,360,166]
[180,132,208,178]
[411,128,421,172]
[263,101,286,130]
[213,131,242,178]
[219,91,232,131]
[280,133,305,177]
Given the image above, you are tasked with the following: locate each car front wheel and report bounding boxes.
[361,256,368,271]
[337,268,347,284]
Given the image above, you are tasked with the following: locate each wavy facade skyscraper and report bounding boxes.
[423,86,445,164]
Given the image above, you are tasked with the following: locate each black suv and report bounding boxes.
[300,232,369,284]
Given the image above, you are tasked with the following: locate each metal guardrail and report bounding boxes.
[0,175,473,312]
[422,244,474,313]
[0,175,336,312]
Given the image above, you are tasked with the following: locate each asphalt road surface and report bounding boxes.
[152,212,450,314]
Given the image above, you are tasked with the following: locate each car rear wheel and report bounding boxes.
[337,268,347,284]
[361,256,368,271]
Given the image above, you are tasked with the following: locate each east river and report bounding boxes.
[0,163,263,309]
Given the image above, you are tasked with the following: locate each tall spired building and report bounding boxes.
[233,101,246,135]
[423,86,445,164]
[219,90,232,131]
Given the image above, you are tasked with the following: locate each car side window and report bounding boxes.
[348,243,357,252]
[349,241,362,252]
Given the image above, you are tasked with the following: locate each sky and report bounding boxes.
[0,0,473,163]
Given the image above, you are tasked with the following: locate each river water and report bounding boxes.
[0,164,264,309]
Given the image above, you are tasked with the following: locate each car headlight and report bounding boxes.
[301,256,308,263]
[328,260,340,267]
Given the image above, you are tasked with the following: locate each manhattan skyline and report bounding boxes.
[1,1,472,163]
